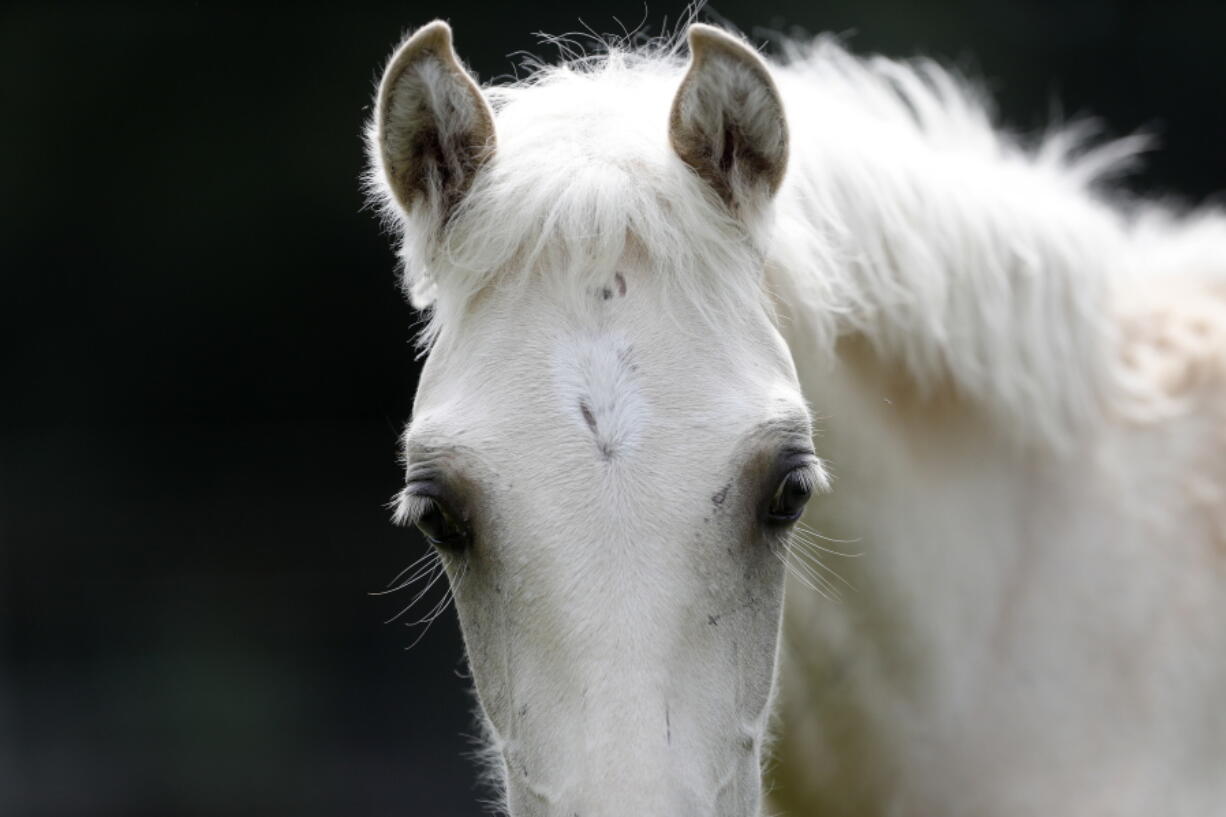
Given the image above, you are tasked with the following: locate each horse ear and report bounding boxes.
[669,24,788,210]
[373,20,496,221]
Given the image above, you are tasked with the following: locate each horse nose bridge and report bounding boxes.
[531,548,699,650]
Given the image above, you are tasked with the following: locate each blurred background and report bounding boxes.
[1,2,1222,815]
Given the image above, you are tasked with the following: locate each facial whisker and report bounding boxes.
[775,549,840,601]
[795,522,864,550]
[790,560,840,601]
[791,534,864,559]
[784,528,858,597]
[397,557,446,589]
[371,550,443,596]
[789,543,856,591]
[402,561,447,607]
[404,595,450,649]
[793,556,843,599]
[776,552,827,598]
[403,585,455,627]
[404,563,467,651]
[380,549,441,590]
[384,561,448,624]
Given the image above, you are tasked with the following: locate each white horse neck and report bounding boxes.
[764,41,1226,817]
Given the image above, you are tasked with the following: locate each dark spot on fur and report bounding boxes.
[708,614,719,626]
[600,287,613,300]
[579,400,596,432]
[712,482,731,505]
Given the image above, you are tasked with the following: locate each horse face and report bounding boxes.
[373,21,817,817]
[403,265,818,816]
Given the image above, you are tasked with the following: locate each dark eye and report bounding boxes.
[766,468,815,525]
[414,498,470,551]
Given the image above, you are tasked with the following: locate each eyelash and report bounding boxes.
[791,460,825,492]
[395,483,471,551]
[764,454,827,526]
[392,489,440,528]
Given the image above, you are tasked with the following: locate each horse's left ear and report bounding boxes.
[669,24,788,210]
[372,20,496,223]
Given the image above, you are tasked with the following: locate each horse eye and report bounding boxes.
[415,498,469,551]
[766,469,814,525]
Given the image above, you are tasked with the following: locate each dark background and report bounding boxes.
[2,2,1222,815]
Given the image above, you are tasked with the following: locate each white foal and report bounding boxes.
[367,19,1226,817]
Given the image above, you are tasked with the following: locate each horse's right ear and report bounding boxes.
[371,21,496,222]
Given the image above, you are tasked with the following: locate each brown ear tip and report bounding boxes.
[686,23,749,59]
[402,19,454,57]
[687,22,726,42]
